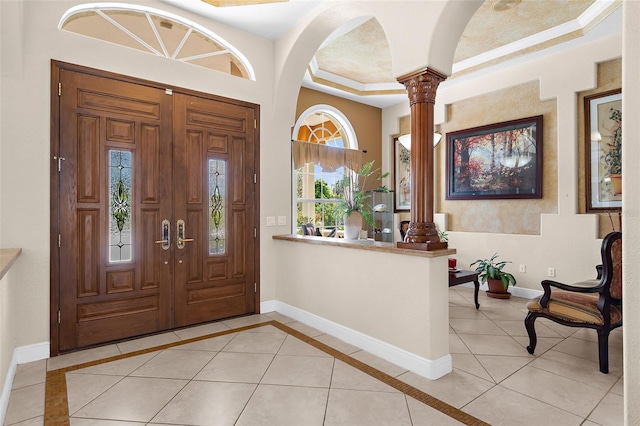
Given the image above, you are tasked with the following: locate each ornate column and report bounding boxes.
[397,68,447,251]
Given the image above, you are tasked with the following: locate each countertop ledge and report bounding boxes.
[272,234,455,258]
[0,248,22,280]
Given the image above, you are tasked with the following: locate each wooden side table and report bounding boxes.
[448,269,480,309]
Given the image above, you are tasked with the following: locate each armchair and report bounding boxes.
[524,232,622,373]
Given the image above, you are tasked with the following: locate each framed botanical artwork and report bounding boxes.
[394,138,411,210]
[446,116,543,200]
[585,89,622,211]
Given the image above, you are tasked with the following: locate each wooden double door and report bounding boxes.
[52,63,259,354]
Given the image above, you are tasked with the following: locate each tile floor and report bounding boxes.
[4,286,624,425]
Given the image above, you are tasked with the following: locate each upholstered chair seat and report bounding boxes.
[526,289,622,326]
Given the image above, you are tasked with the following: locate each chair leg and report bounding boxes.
[597,328,610,374]
[524,312,537,354]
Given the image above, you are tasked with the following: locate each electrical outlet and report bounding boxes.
[519,264,526,273]
[277,216,287,226]
[266,216,276,227]
[547,267,556,277]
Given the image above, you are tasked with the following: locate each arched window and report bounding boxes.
[59,3,255,80]
[292,105,362,235]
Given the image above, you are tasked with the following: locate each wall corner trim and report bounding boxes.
[0,342,49,424]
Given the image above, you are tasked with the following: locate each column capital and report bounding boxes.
[397,67,447,105]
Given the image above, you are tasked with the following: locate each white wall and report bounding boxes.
[622,2,640,423]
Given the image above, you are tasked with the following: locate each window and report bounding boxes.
[292,105,361,235]
[59,4,255,80]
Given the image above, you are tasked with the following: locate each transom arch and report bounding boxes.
[59,2,255,80]
[292,104,358,149]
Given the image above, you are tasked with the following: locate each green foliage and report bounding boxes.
[470,253,516,290]
[111,180,130,232]
[296,178,343,229]
[337,160,389,226]
[315,179,333,200]
[603,107,622,175]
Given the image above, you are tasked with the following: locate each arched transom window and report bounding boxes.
[292,105,362,235]
[59,3,255,80]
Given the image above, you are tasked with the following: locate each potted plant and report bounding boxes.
[337,160,388,239]
[470,253,516,299]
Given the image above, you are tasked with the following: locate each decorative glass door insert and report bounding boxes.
[209,158,226,254]
[109,149,133,262]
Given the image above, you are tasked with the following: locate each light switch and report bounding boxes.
[266,216,276,227]
[277,216,287,226]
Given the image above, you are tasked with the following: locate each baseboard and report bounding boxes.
[260,300,452,380]
[510,286,543,299]
[0,342,49,425]
[259,299,277,314]
[13,341,49,365]
[458,282,543,300]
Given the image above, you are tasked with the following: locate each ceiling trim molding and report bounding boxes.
[452,0,619,74]
[308,58,404,96]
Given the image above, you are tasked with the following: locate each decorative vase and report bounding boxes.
[344,211,363,240]
[486,278,511,299]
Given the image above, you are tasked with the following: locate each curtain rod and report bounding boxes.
[290,139,367,153]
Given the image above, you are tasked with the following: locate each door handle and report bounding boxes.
[154,219,170,250]
[176,219,194,249]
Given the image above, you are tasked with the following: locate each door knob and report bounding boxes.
[154,219,170,250]
[176,219,194,249]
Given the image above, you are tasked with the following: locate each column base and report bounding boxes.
[396,241,448,251]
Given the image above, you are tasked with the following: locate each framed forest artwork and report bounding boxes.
[585,89,622,211]
[446,116,543,200]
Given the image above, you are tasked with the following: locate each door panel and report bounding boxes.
[173,93,256,327]
[55,65,258,353]
[58,70,173,351]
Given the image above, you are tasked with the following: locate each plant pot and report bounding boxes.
[344,211,362,240]
[609,174,622,196]
[486,278,511,299]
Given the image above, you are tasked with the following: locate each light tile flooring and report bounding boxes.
[4,286,623,426]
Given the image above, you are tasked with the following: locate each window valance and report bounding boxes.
[292,140,364,173]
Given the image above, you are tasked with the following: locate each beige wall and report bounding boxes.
[433,57,622,239]
[273,239,452,379]
[2,0,638,422]
[439,81,557,235]
[382,33,621,292]
[622,3,640,422]
[577,58,622,238]
[296,87,383,188]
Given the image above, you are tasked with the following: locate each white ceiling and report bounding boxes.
[159,0,622,108]
[160,0,322,40]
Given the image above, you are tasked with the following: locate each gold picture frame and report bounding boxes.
[585,89,622,211]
